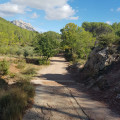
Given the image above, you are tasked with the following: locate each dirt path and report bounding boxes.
[23,57,120,120]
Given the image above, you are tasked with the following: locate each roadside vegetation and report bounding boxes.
[0,18,61,120]
[0,58,37,120]
[61,22,120,64]
[63,22,120,114]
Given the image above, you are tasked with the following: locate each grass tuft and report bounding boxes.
[0,88,28,120]
[22,67,37,75]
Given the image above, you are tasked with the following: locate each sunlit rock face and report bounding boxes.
[11,20,36,31]
[84,46,120,74]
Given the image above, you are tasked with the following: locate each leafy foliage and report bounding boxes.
[61,23,95,61]
[34,31,61,59]
[97,33,116,47]
[82,22,120,47]
[82,22,113,37]
[0,60,9,75]
[22,67,37,75]
[0,17,38,55]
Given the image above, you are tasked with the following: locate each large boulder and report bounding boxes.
[83,46,120,76]
[79,45,120,90]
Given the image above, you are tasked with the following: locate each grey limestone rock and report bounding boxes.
[11,20,36,31]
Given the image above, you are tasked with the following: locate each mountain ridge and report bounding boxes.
[11,20,36,31]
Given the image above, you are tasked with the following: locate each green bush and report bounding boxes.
[39,58,50,65]
[64,49,73,61]
[22,67,37,75]
[15,73,32,82]
[0,60,9,75]
[15,81,35,99]
[0,76,35,120]
[24,49,29,58]
[0,88,28,120]
[16,49,23,57]
[98,33,116,47]
[23,47,34,58]
[16,62,26,69]
[9,72,16,78]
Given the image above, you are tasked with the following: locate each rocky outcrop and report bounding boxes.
[84,46,120,74]
[80,45,120,90]
[11,20,36,31]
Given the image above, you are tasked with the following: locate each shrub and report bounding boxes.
[39,58,50,65]
[0,88,28,120]
[9,72,16,78]
[64,49,73,61]
[16,48,24,57]
[22,67,37,75]
[0,60,9,75]
[15,81,35,99]
[23,47,34,58]
[16,62,26,69]
[24,49,29,58]
[15,73,32,82]
[98,33,116,47]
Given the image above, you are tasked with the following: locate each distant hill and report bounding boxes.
[11,20,36,31]
[0,17,37,51]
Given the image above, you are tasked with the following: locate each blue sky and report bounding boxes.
[0,0,120,33]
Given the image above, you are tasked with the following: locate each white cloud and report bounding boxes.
[0,0,78,20]
[31,12,39,19]
[0,2,25,17]
[106,21,111,25]
[45,4,78,20]
[11,0,68,9]
[117,8,120,12]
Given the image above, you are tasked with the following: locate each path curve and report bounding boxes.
[23,56,120,120]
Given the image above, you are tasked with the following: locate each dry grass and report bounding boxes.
[0,56,40,120]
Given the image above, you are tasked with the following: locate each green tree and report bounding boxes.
[34,31,60,59]
[0,17,38,55]
[61,23,95,61]
[82,22,113,37]
[97,33,116,47]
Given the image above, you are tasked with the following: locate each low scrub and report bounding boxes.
[39,58,50,65]
[0,80,35,120]
[0,88,28,120]
[9,72,16,78]
[25,57,50,65]
[0,58,36,120]
[15,73,32,82]
[22,67,37,75]
[16,62,26,69]
[15,80,35,100]
[0,60,9,76]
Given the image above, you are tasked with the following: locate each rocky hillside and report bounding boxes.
[77,45,120,114]
[79,45,120,89]
[11,20,36,31]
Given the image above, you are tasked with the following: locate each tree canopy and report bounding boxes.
[61,23,95,61]
[34,31,61,59]
[0,17,38,55]
[82,22,113,37]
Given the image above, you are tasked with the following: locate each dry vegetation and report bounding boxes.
[0,56,41,120]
